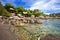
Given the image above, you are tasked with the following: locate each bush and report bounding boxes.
[0,2,11,17]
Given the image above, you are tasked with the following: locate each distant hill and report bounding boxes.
[0,2,11,16]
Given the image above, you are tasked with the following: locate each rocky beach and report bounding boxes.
[0,1,60,40]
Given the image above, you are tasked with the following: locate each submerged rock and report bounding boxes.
[41,34,60,40]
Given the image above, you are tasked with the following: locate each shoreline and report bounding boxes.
[0,16,60,26]
[0,17,60,40]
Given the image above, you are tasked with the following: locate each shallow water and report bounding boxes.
[17,19,60,40]
[41,19,60,35]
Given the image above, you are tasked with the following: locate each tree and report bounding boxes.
[33,9,41,16]
[26,9,33,16]
[4,3,14,12]
[32,9,47,16]
[15,6,25,14]
[0,2,11,16]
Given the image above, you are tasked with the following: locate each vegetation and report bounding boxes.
[15,7,46,16]
[4,3,14,13]
[15,6,26,14]
[0,2,11,16]
[26,9,33,16]
[0,2,47,17]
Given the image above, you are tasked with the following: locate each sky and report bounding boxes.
[0,0,60,14]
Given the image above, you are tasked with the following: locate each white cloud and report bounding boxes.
[44,13,50,15]
[1,0,60,13]
[30,1,46,10]
[29,0,60,13]
[20,0,43,6]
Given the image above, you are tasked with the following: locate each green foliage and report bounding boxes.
[15,6,26,14]
[33,9,42,16]
[26,9,33,16]
[14,6,46,16]
[4,3,14,13]
[0,2,46,17]
[0,2,11,16]
[4,3,14,9]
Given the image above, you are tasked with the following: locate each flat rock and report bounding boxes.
[0,23,17,40]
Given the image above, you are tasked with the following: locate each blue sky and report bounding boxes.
[0,0,60,14]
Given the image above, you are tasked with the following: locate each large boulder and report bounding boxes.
[0,16,2,23]
[41,34,60,40]
[30,19,35,24]
[0,23,17,40]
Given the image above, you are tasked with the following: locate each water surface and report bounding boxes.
[17,19,60,40]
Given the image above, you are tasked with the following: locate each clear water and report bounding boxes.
[17,19,60,40]
[40,19,60,35]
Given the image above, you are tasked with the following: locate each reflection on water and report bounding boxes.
[17,19,60,40]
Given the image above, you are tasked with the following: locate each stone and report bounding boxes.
[41,34,60,40]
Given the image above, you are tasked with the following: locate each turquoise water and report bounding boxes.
[33,19,60,36]
[40,19,60,35]
[17,19,60,40]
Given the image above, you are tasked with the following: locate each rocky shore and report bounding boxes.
[0,16,43,26]
[0,15,60,26]
[0,16,60,40]
[0,15,60,40]
[0,23,18,40]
